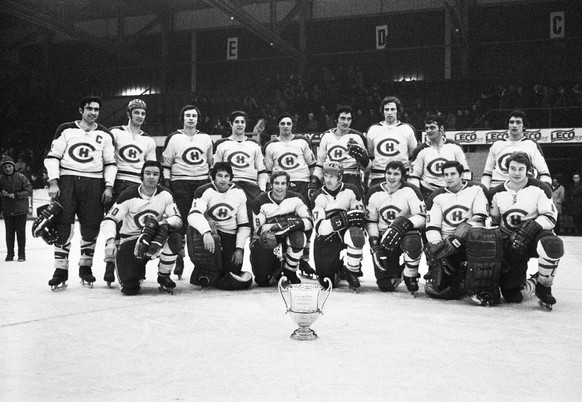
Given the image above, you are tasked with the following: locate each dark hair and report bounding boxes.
[140,160,163,182]
[79,96,102,110]
[180,105,201,122]
[424,113,445,128]
[507,109,527,127]
[379,96,403,118]
[385,161,407,180]
[507,151,532,170]
[211,162,233,180]
[334,105,353,121]
[277,112,294,125]
[228,111,248,124]
[441,160,464,175]
[270,170,290,186]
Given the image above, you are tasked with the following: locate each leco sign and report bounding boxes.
[454,132,477,142]
[551,130,576,142]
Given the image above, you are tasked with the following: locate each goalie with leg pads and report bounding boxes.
[187,225,223,287]
[32,201,63,245]
[464,227,503,306]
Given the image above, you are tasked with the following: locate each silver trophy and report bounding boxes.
[278,276,332,341]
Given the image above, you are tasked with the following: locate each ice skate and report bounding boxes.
[343,266,361,293]
[298,259,316,279]
[535,283,556,311]
[198,276,210,289]
[470,291,498,307]
[103,262,116,287]
[48,268,68,291]
[403,274,420,296]
[282,269,301,285]
[158,274,176,294]
[79,266,95,288]
[173,256,184,279]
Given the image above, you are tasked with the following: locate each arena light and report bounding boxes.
[119,86,160,96]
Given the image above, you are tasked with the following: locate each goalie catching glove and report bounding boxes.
[509,220,543,255]
[330,209,366,231]
[380,216,413,251]
[424,222,472,262]
[346,139,369,167]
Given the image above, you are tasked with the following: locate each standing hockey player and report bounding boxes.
[409,114,470,200]
[312,105,370,197]
[481,110,551,189]
[489,152,562,310]
[366,97,417,187]
[423,161,499,305]
[250,171,313,286]
[264,113,317,277]
[100,161,182,295]
[162,105,213,278]
[187,162,252,289]
[44,96,117,289]
[104,98,157,285]
[311,162,366,290]
[365,161,426,294]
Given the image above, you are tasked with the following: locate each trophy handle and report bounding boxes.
[319,277,333,312]
[278,276,290,311]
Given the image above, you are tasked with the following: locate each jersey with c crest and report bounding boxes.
[489,178,556,230]
[213,137,267,183]
[101,185,181,244]
[110,125,157,183]
[365,182,425,234]
[410,140,469,191]
[425,181,488,240]
[365,122,417,181]
[263,136,316,182]
[313,129,366,178]
[161,130,213,181]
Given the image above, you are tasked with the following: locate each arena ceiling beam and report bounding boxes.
[203,0,301,58]
[0,0,162,69]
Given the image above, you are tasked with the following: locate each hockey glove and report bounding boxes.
[271,215,305,234]
[347,139,370,167]
[147,223,170,259]
[510,220,543,255]
[32,201,63,239]
[104,238,116,263]
[346,209,365,227]
[329,211,350,232]
[370,236,389,271]
[308,175,321,199]
[380,216,414,251]
[134,216,159,259]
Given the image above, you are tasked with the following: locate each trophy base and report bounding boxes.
[290,327,318,341]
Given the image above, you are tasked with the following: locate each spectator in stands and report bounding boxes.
[551,177,565,235]
[567,173,582,236]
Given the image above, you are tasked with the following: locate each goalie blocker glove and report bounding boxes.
[510,220,543,255]
[380,216,414,251]
[134,216,159,259]
[330,210,365,232]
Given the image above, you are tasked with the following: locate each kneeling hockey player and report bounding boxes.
[100,161,182,295]
[311,162,365,290]
[187,162,252,290]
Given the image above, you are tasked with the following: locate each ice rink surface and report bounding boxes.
[1,222,581,401]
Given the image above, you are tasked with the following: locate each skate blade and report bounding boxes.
[538,300,553,311]
[470,295,491,307]
[349,286,359,293]
[80,280,94,288]
[158,286,174,294]
[50,283,68,291]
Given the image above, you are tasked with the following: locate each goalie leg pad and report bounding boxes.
[187,227,223,286]
[537,234,564,259]
[400,232,422,260]
[314,235,344,285]
[215,271,252,290]
[465,227,503,304]
[345,227,366,249]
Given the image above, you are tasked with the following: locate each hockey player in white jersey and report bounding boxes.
[161,105,213,278]
[100,161,182,295]
[489,152,562,310]
[365,96,417,187]
[187,162,252,290]
[311,162,366,290]
[365,161,426,294]
[44,96,117,290]
[481,110,551,189]
[104,99,157,285]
